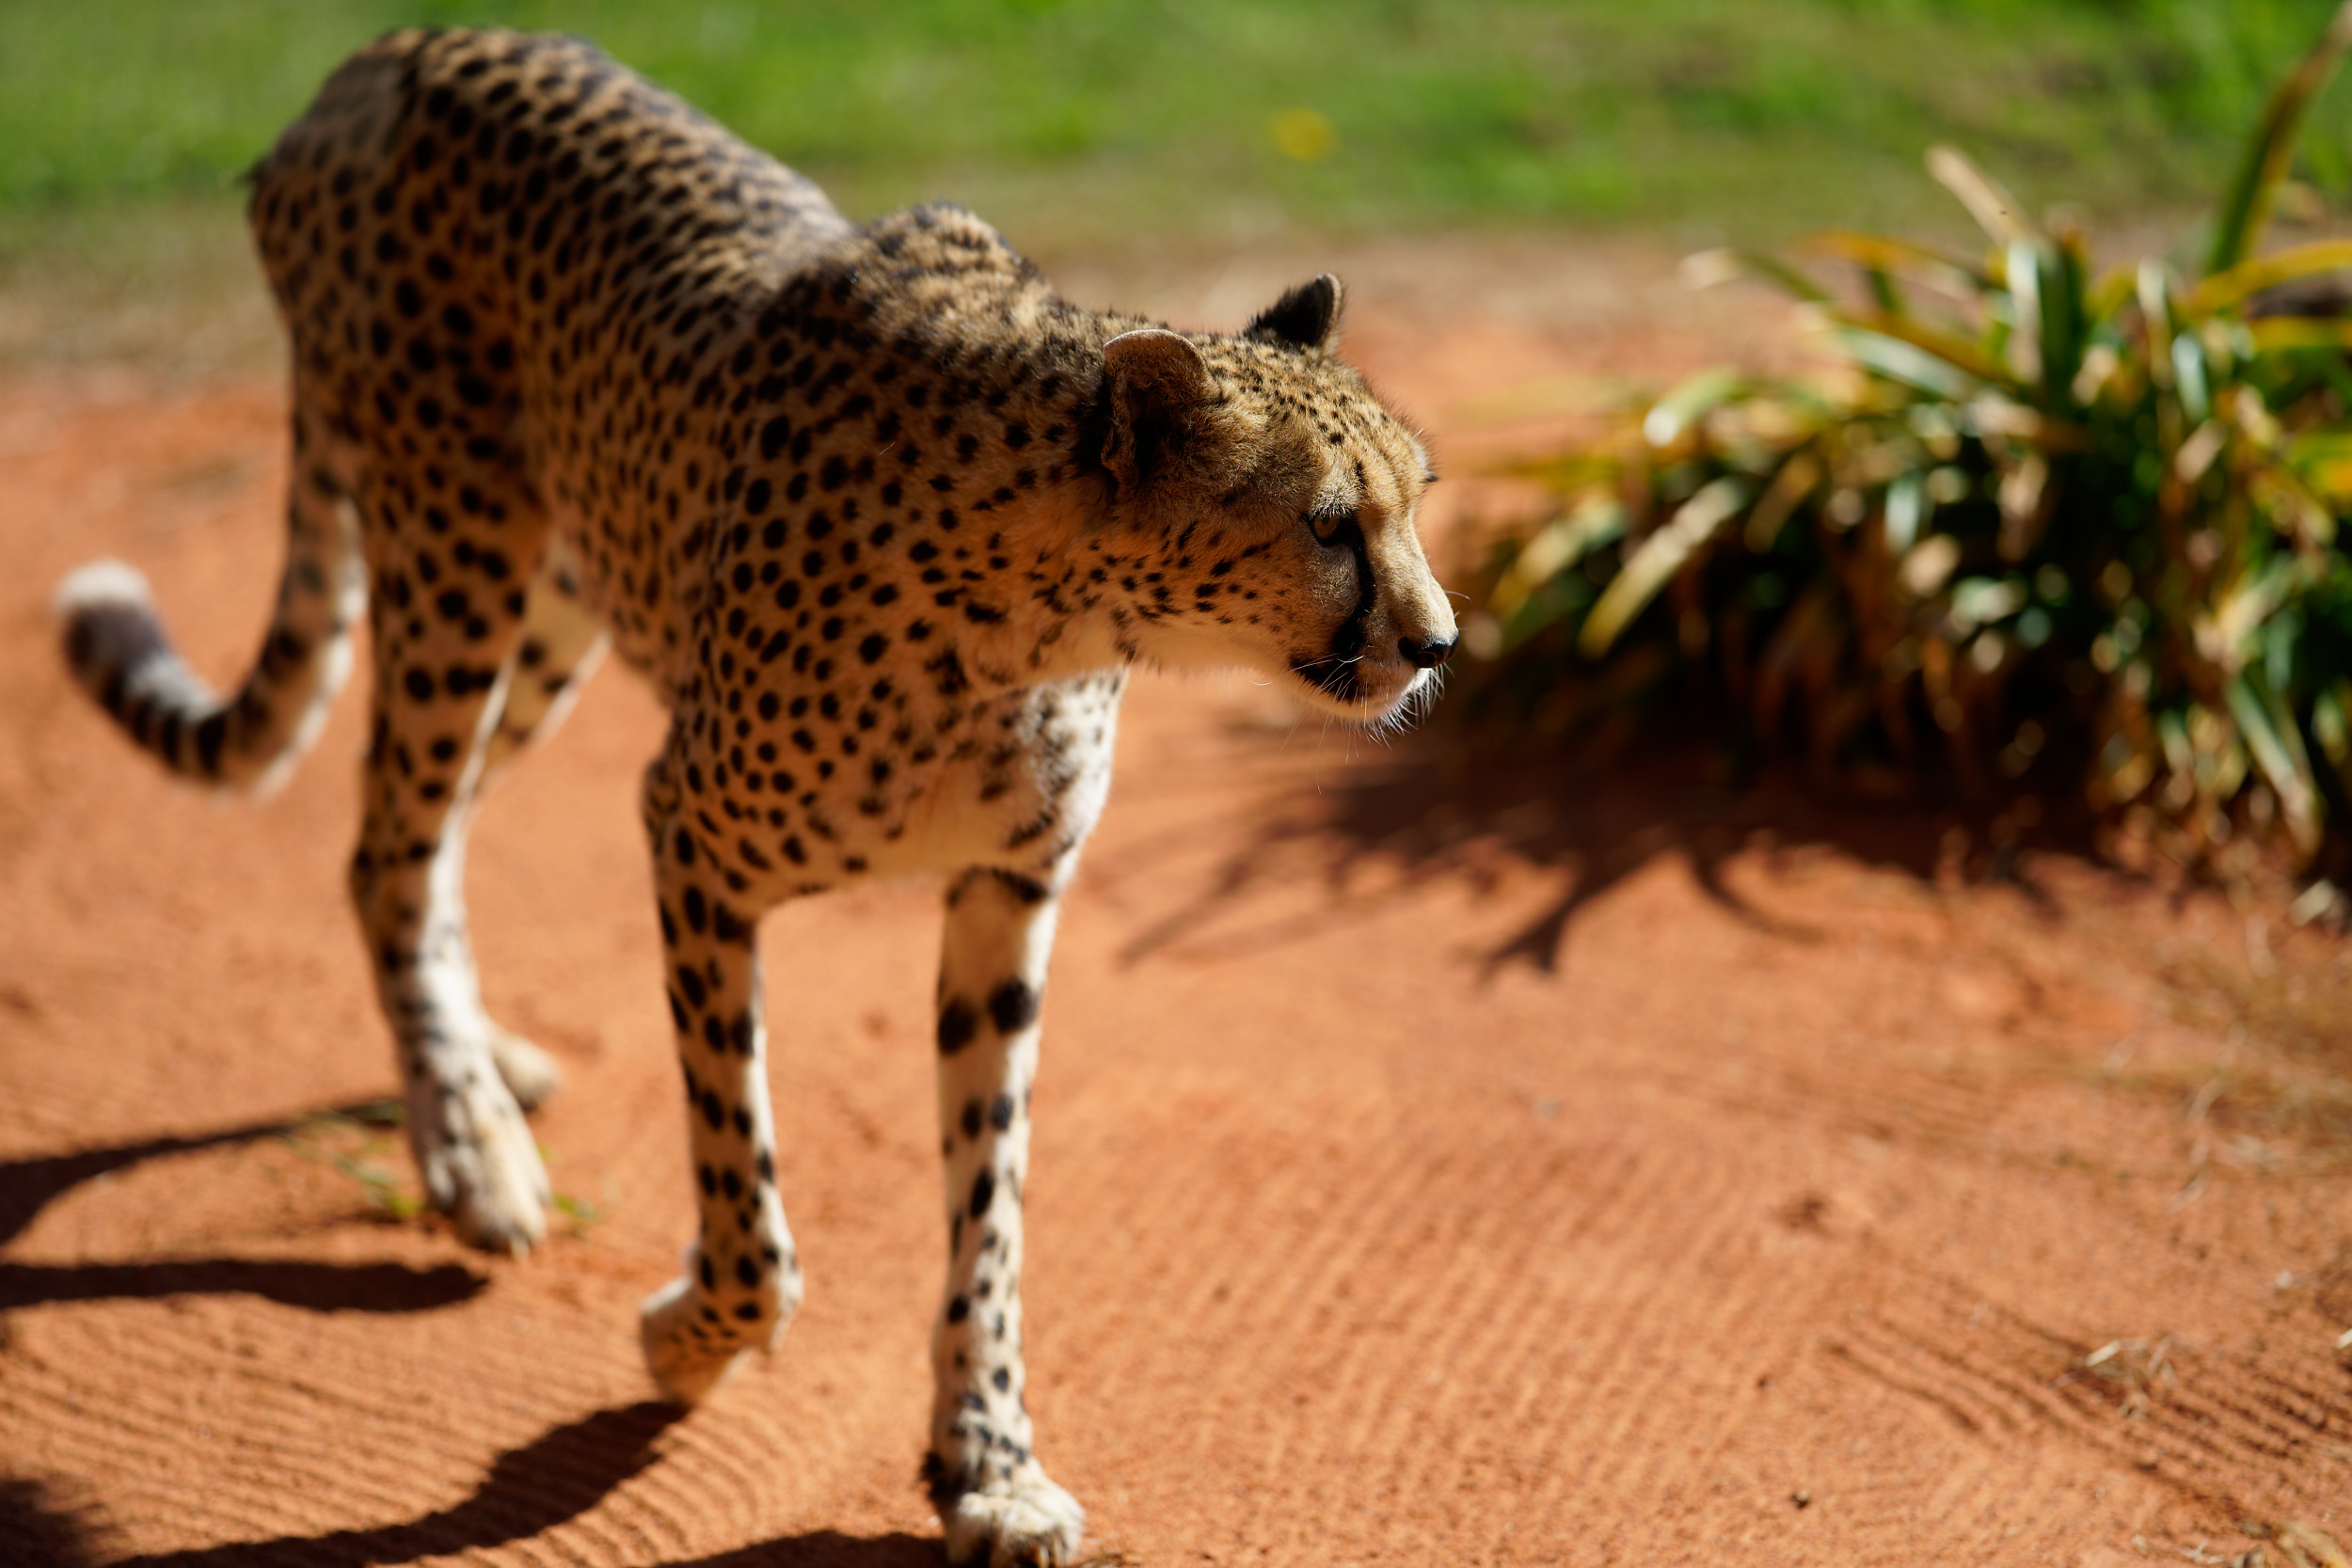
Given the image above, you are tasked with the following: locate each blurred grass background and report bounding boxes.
[4,2,2351,367]
[6,1,2352,246]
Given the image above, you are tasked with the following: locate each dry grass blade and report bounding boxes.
[1926,144,2034,245]
[2194,237,2352,314]
[2278,1519,2352,1568]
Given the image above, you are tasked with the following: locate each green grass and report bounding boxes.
[3,0,2352,254]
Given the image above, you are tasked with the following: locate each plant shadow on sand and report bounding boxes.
[1124,730,2098,974]
[26,1402,938,1567]
[0,1103,486,1313]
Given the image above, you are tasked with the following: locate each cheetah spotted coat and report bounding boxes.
[56,28,1455,1566]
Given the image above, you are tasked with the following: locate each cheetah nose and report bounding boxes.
[1398,631,1457,670]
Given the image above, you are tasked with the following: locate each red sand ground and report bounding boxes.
[2,239,2349,1566]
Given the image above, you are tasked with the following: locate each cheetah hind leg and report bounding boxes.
[477,537,609,783]
[477,541,612,1115]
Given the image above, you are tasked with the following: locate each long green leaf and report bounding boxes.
[1579,477,1746,657]
[2007,236,2046,388]
[2226,673,2321,851]
[1827,308,2015,388]
[2205,0,2352,277]
[1642,367,1747,448]
[2039,239,2088,408]
[1836,329,1982,401]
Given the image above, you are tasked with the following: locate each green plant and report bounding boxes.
[280,1101,421,1220]
[1456,1,2352,879]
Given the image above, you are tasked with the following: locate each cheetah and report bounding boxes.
[55,28,1455,1566]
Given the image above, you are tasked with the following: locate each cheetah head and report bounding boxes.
[1090,277,1456,725]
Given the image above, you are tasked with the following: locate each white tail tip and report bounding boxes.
[53,560,155,624]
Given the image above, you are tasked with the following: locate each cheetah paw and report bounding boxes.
[486,1024,562,1111]
[638,1274,753,1404]
[411,1071,549,1256]
[941,1477,1087,1568]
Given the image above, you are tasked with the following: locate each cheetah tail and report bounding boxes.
[54,488,366,797]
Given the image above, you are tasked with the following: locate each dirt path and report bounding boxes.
[1,245,2349,1566]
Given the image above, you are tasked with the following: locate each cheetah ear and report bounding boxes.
[1100,327,1213,493]
[1243,274,1343,354]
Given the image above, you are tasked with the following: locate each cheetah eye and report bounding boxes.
[1306,504,1359,546]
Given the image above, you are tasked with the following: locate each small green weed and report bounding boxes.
[279,1101,420,1221]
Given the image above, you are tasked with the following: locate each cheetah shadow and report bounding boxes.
[0,1103,485,1314]
[0,1476,107,1568]
[1,1129,930,1566]
[72,1402,935,1568]
[1125,730,2093,974]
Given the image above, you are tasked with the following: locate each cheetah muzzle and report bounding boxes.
[54,27,1455,1568]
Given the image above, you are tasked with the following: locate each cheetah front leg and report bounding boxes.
[637,760,802,1404]
[927,867,1086,1568]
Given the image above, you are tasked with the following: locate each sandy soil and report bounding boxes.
[1,238,2350,1567]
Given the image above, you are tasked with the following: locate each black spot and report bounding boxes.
[937,997,978,1055]
[987,978,1039,1035]
[713,901,750,943]
[968,1168,994,1219]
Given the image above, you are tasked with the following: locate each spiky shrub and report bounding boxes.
[1457,4,2352,878]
